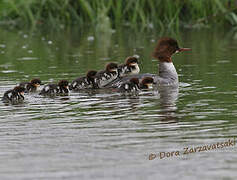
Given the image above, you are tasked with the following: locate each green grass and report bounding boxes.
[0,0,237,29]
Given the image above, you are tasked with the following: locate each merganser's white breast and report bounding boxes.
[155,62,178,86]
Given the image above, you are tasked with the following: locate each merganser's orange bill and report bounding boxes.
[178,48,192,52]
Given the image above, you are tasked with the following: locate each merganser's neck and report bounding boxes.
[158,61,178,85]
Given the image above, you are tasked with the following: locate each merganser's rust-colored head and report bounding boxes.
[86,70,97,81]
[125,56,139,66]
[58,80,69,89]
[30,78,42,87]
[152,37,191,62]
[105,62,118,72]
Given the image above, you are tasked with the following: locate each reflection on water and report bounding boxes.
[0,27,237,179]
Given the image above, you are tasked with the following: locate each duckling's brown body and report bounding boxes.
[2,86,25,104]
[69,70,97,91]
[118,78,140,93]
[39,80,69,96]
[19,78,41,92]
[94,63,119,88]
[118,56,140,77]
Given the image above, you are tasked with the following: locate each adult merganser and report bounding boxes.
[19,78,42,92]
[2,86,25,104]
[118,56,140,77]
[39,80,69,96]
[94,62,119,88]
[109,37,191,87]
[69,70,97,91]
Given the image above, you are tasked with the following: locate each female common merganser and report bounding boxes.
[39,80,69,96]
[94,62,119,88]
[151,37,191,86]
[19,78,42,92]
[117,77,155,93]
[118,56,140,77]
[110,37,191,87]
[2,86,26,104]
[69,70,97,91]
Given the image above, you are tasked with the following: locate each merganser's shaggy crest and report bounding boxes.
[94,62,119,88]
[110,37,191,88]
[2,86,25,104]
[39,80,69,96]
[19,78,42,92]
[69,70,97,91]
[118,56,140,77]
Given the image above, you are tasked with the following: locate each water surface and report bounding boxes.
[0,27,237,180]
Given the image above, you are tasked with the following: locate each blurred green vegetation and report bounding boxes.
[0,0,237,30]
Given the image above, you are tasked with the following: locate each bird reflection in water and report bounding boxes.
[158,85,179,123]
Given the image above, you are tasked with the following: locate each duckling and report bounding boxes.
[117,77,155,93]
[139,77,154,89]
[94,62,119,88]
[118,78,140,93]
[19,78,42,92]
[2,86,26,104]
[39,80,69,96]
[69,70,97,91]
[118,56,140,77]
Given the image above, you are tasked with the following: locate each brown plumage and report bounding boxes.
[105,62,118,72]
[125,56,139,66]
[152,37,180,62]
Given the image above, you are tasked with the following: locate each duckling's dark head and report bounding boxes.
[86,70,97,80]
[30,78,41,87]
[125,56,139,66]
[13,86,26,94]
[130,78,139,85]
[105,63,118,73]
[140,77,154,89]
[58,80,69,88]
[152,37,191,62]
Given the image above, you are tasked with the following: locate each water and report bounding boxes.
[0,26,237,180]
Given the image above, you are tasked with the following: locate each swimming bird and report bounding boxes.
[117,78,140,93]
[69,70,97,91]
[2,86,26,104]
[94,62,119,88]
[19,78,42,92]
[110,37,191,88]
[118,56,140,77]
[139,77,154,89]
[39,80,69,96]
[117,77,155,93]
